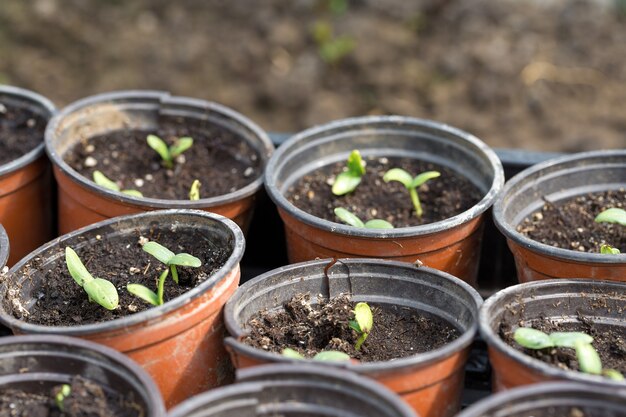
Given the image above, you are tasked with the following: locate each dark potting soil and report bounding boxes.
[64,116,262,200]
[0,376,142,417]
[502,407,600,417]
[7,227,230,326]
[501,316,626,375]
[0,102,47,166]
[287,156,482,228]
[517,190,626,253]
[242,293,460,362]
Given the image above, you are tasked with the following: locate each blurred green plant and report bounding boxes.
[311,20,355,65]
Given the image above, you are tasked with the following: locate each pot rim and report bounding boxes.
[0,209,245,335]
[0,334,166,416]
[0,85,56,177]
[224,257,482,373]
[479,278,626,388]
[456,381,626,417]
[45,90,274,208]
[493,149,626,263]
[265,115,504,238]
[0,224,8,269]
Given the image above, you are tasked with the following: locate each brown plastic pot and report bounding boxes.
[479,279,626,391]
[264,116,504,286]
[0,209,245,409]
[0,86,55,266]
[0,335,166,417]
[45,90,274,234]
[223,258,482,417]
[493,150,626,283]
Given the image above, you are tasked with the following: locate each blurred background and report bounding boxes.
[1,0,625,151]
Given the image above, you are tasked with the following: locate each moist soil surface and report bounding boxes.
[501,316,626,375]
[287,156,482,228]
[0,102,47,166]
[7,227,230,326]
[64,116,262,200]
[0,376,142,417]
[504,408,600,417]
[517,190,626,253]
[242,293,461,362]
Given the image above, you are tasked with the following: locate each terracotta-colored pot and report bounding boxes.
[0,209,245,409]
[493,150,626,283]
[479,279,626,391]
[169,364,418,417]
[45,90,274,234]
[0,335,166,417]
[0,86,55,266]
[457,382,626,417]
[0,224,7,270]
[264,116,504,286]
[223,258,482,417]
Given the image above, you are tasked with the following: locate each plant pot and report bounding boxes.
[169,364,418,417]
[0,224,8,271]
[479,279,626,391]
[0,86,55,266]
[223,258,482,417]
[0,209,245,409]
[45,90,274,234]
[493,150,626,283]
[456,382,626,417]
[0,334,165,416]
[264,116,504,286]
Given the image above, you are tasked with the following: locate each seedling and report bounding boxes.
[65,247,119,310]
[141,241,201,284]
[514,328,623,380]
[189,179,201,200]
[595,208,626,226]
[349,302,373,350]
[147,134,193,169]
[334,207,393,229]
[127,269,169,306]
[281,348,351,362]
[383,169,440,218]
[93,171,143,197]
[332,150,366,195]
[600,244,621,254]
[55,384,71,411]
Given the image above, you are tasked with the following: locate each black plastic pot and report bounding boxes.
[493,150,626,283]
[479,279,626,391]
[45,90,274,234]
[224,258,482,417]
[0,334,165,416]
[264,116,504,285]
[0,224,8,271]
[168,363,418,417]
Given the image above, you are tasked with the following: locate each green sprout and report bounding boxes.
[147,134,193,169]
[189,179,201,201]
[93,171,143,197]
[600,244,621,255]
[311,20,356,65]
[595,208,626,226]
[383,169,440,218]
[334,207,393,229]
[65,247,119,310]
[349,302,373,350]
[332,150,366,195]
[514,328,623,380]
[55,384,71,411]
[127,241,201,306]
[281,348,351,362]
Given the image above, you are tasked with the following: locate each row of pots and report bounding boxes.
[1,86,624,285]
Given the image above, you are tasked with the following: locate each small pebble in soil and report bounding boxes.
[84,156,98,167]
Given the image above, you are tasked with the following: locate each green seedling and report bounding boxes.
[55,384,71,411]
[65,247,119,310]
[514,328,623,379]
[349,302,373,350]
[383,169,440,218]
[281,348,351,362]
[147,134,193,169]
[334,207,393,229]
[600,244,621,255]
[93,171,143,197]
[595,208,626,226]
[142,241,201,284]
[332,150,366,195]
[127,269,169,306]
[312,20,356,65]
[189,179,201,200]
